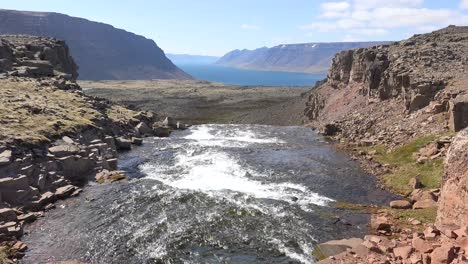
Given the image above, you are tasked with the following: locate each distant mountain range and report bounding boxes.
[216,42,393,73]
[167,54,219,65]
[0,9,193,80]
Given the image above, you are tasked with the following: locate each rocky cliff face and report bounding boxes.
[0,9,193,80]
[216,42,391,73]
[305,26,468,147]
[437,128,468,229]
[0,35,78,80]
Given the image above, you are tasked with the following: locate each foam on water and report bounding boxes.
[141,125,333,209]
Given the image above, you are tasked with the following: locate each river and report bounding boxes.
[21,125,395,264]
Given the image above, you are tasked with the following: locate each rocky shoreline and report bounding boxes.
[0,35,188,263]
[305,26,468,263]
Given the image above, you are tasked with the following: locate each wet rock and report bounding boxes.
[163,116,177,128]
[135,122,153,136]
[55,185,77,199]
[105,158,118,171]
[0,208,17,222]
[131,137,143,146]
[95,170,127,184]
[0,176,29,191]
[0,149,12,166]
[17,213,37,223]
[390,200,412,209]
[153,127,171,137]
[58,156,95,181]
[115,137,132,151]
[321,123,341,136]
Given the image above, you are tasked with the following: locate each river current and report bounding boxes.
[21,125,395,264]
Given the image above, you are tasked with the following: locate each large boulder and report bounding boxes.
[449,94,468,132]
[436,128,468,228]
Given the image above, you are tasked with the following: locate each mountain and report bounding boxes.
[166,54,219,65]
[0,9,193,80]
[216,42,392,73]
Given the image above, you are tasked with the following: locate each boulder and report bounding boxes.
[393,246,413,259]
[115,137,132,151]
[409,94,431,112]
[95,170,127,184]
[430,245,456,264]
[0,208,17,222]
[105,158,118,171]
[390,200,412,209]
[411,237,433,253]
[17,213,37,223]
[163,117,177,128]
[48,144,80,158]
[436,128,468,228]
[55,185,77,199]
[135,122,153,136]
[413,199,437,209]
[58,156,95,181]
[0,149,12,166]
[131,137,143,146]
[153,127,171,138]
[0,176,30,191]
[371,215,392,232]
[449,94,468,132]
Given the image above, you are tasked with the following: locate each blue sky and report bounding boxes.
[1,0,467,56]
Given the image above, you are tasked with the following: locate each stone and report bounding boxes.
[430,245,456,264]
[411,189,437,202]
[17,213,37,223]
[115,137,132,151]
[11,241,27,252]
[413,199,437,209]
[390,200,412,209]
[424,226,440,239]
[412,237,433,253]
[321,123,340,136]
[135,122,153,136]
[0,208,17,222]
[103,136,117,152]
[394,246,413,259]
[48,144,80,158]
[361,240,382,253]
[436,128,468,228]
[371,215,392,232]
[449,94,468,132]
[131,137,143,146]
[0,175,30,191]
[95,170,127,184]
[55,185,77,199]
[153,127,171,137]
[105,158,118,171]
[0,149,12,166]
[163,117,177,128]
[58,156,95,181]
[409,94,431,112]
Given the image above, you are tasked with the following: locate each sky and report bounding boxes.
[1,0,467,56]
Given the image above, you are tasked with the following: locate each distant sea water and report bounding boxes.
[177,64,326,86]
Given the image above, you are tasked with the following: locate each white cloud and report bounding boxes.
[320,2,351,18]
[353,0,424,10]
[241,24,260,30]
[460,0,468,9]
[300,1,468,40]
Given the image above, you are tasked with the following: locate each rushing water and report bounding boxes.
[21,125,396,264]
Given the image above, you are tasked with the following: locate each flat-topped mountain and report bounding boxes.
[216,42,391,73]
[0,9,193,80]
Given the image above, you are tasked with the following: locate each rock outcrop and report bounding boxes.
[216,41,391,73]
[0,9,193,80]
[305,26,468,147]
[437,128,468,228]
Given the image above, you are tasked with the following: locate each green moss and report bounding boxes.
[333,201,379,213]
[357,136,444,195]
[389,207,437,232]
[0,246,12,264]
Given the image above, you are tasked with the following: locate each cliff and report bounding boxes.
[216,42,391,73]
[307,26,468,263]
[0,9,193,80]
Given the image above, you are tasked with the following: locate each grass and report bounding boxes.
[358,135,445,195]
[389,207,437,232]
